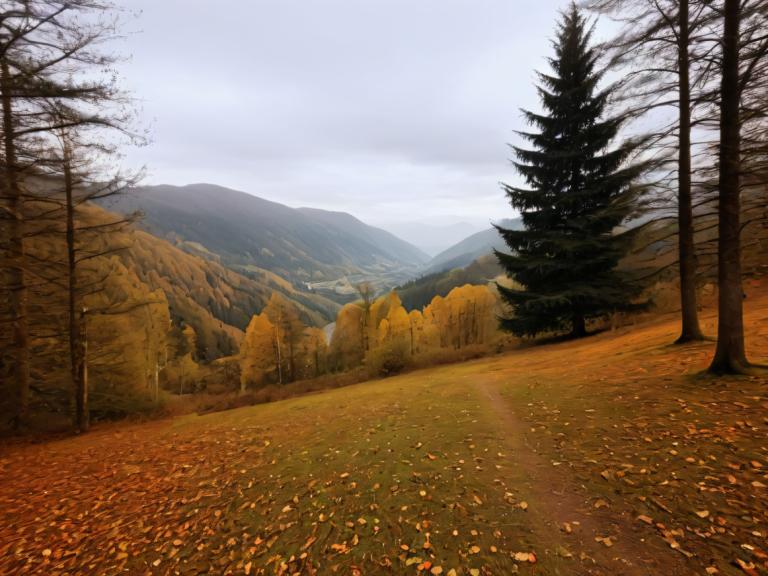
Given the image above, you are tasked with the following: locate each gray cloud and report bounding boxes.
[117,0,615,227]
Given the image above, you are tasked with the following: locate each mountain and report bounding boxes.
[375,221,485,257]
[122,227,340,360]
[102,184,429,289]
[425,218,523,273]
[296,207,428,266]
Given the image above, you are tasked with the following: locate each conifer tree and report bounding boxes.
[495,4,647,338]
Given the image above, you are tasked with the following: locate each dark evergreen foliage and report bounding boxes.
[495,4,647,338]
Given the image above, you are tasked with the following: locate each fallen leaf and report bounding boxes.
[513,551,536,563]
[735,558,759,576]
[595,536,614,548]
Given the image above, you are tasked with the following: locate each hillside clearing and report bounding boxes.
[1,288,767,575]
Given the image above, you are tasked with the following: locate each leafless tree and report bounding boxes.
[586,0,721,343]
[0,1,143,430]
[706,0,768,373]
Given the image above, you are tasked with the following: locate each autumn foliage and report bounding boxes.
[238,284,499,387]
[336,285,499,376]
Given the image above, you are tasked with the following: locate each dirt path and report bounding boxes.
[476,377,693,576]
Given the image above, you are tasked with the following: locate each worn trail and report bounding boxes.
[476,376,690,576]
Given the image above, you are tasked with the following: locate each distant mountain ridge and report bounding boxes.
[425,218,522,273]
[377,221,484,256]
[103,184,429,289]
[296,207,428,266]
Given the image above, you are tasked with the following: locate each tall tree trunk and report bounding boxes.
[709,0,748,373]
[274,310,283,385]
[1,59,30,430]
[288,337,295,383]
[80,308,89,431]
[63,143,88,432]
[675,0,704,344]
[571,314,587,338]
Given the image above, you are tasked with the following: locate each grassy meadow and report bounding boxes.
[1,285,767,575]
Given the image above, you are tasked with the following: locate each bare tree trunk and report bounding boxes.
[63,143,88,432]
[288,338,295,383]
[676,0,704,344]
[356,283,373,356]
[709,0,748,373]
[80,308,89,431]
[2,59,29,430]
[275,308,283,385]
[571,314,586,338]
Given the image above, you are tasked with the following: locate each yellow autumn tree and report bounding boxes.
[435,285,498,349]
[329,303,364,371]
[86,258,173,405]
[423,294,450,348]
[367,292,411,376]
[367,291,401,349]
[327,284,500,377]
[240,313,277,392]
[263,293,305,383]
[408,309,424,356]
[384,301,411,348]
[297,327,328,380]
[164,323,202,395]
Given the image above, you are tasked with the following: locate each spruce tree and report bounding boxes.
[495,4,646,338]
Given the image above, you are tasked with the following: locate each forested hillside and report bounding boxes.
[425,218,522,273]
[103,184,428,288]
[0,200,342,430]
[398,254,503,311]
[122,224,340,359]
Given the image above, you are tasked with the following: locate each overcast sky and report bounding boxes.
[118,0,616,230]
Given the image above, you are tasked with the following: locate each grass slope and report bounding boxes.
[1,284,767,575]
